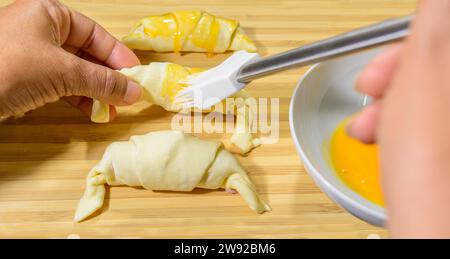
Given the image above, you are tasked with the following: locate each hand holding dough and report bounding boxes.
[122,10,256,54]
[74,131,271,222]
[91,63,261,154]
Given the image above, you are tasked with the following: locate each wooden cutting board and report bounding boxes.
[0,0,415,238]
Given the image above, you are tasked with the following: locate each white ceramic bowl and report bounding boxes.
[289,48,386,226]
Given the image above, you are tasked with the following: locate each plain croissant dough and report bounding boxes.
[74,131,271,222]
[91,63,262,154]
[122,10,256,54]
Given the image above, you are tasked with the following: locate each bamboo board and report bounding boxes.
[0,0,416,238]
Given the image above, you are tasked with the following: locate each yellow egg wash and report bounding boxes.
[161,64,204,102]
[141,11,226,55]
[330,121,384,206]
[172,10,202,53]
[123,10,257,54]
[241,34,253,45]
[143,14,177,39]
[190,12,220,55]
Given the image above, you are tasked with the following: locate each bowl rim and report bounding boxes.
[288,62,386,226]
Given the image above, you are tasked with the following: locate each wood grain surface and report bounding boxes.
[0,0,416,238]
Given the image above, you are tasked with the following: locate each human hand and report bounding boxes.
[0,0,141,120]
[348,0,450,237]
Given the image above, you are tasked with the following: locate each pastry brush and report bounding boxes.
[174,15,412,110]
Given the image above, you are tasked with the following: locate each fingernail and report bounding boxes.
[354,74,364,92]
[345,119,355,137]
[123,81,142,104]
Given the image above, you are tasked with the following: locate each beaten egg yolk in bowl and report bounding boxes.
[329,120,384,206]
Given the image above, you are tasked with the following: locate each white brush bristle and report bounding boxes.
[174,51,261,110]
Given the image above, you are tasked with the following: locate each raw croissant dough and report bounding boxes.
[91,63,261,154]
[74,131,271,222]
[122,10,256,54]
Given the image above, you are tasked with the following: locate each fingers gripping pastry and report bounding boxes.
[91,63,261,154]
[122,10,256,54]
[74,131,271,222]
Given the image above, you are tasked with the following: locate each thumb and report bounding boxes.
[65,56,141,106]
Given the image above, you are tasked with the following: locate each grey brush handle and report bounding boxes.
[236,15,412,83]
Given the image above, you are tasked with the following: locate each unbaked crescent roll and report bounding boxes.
[74,131,271,222]
[122,10,256,54]
[91,63,261,154]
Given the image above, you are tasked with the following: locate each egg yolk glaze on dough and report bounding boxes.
[122,10,257,54]
[91,63,262,155]
[330,121,384,206]
[74,131,271,222]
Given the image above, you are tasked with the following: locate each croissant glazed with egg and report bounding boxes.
[74,131,271,222]
[122,10,257,54]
